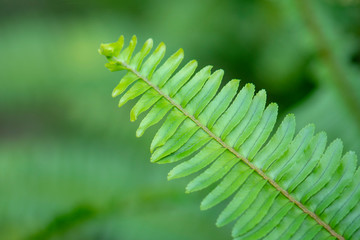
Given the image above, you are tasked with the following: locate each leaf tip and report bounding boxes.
[158,41,166,50]
[150,156,157,163]
[149,143,156,153]
[244,83,255,92]
[145,37,153,44]
[284,113,296,125]
[214,69,225,77]
[167,172,175,181]
[118,98,126,108]
[99,36,124,58]
[185,184,193,194]
[178,48,184,55]
[135,128,144,137]
[189,59,198,67]
[268,102,278,109]
[130,112,137,122]
[118,35,125,43]
[150,149,164,163]
[257,89,267,97]
[230,79,241,85]
[332,138,344,150]
[200,201,210,211]
[215,217,225,228]
[112,88,121,98]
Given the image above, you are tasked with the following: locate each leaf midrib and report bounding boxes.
[116,58,343,239]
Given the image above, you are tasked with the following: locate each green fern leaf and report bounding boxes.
[99,35,360,240]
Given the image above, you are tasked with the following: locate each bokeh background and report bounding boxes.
[0,0,359,239]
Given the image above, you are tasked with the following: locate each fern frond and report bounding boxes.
[99,35,360,240]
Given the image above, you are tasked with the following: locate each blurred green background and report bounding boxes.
[0,0,359,239]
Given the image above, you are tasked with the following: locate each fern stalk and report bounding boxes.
[296,0,360,125]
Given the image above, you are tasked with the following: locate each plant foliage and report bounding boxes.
[99,35,360,240]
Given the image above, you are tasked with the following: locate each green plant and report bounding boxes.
[99,35,360,240]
